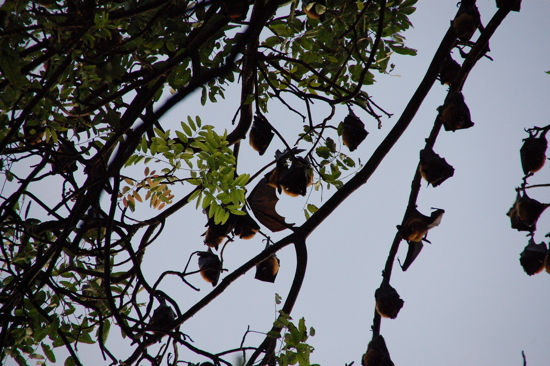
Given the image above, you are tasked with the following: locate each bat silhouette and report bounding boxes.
[453,0,481,42]
[398,208,445,271]
[419,147,455,187]
[248,177,294,232]
[438,54,461,86]
[341,113,369,152]
[278,156,313,197]
[362,335,394,366]
[197,249,222,286]
[233,209,260,239]
[520,130,547,176]
[220,0,250,20]
[519,238,547,276]
[249,114,274,156]
[375,283,404,319]
[255,253,280,283]
[438,91,474,132]
[202,214,234,250]
[507,191,549,232]
[149,297,176,332]
[50,141,79,174]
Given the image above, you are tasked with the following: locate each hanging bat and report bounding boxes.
[438,54,461,86]
[249,114,274,156]
[233,209,260,239]
[220,0,250,20]
[341,113,369,152]
[419,147,455,187]
[255,254,280,283]
[438,91,474,132]
[496,0,521,12]
[452,0,481,42]
[507,191,549,232]
[375,283,404,319]
[520,130,548,176]
[302,0,326,20]
[202,214,235,250]
[519,238,547,276]
[398,208,445,271]
[197,249,222,286]
[362,335,394,366]
[248,177,295,232]
[149,297,176,332]
[23,121,46,145]
[50,141,78,174]
[278,156,313,197]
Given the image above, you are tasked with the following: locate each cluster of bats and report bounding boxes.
[507,127,550,276]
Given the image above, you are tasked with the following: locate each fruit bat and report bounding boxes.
[452,0,481,42]
[496,0,521,12]
[375,283,404,319]
[50,141,78,174]
[255,253,280,283]
[248,177,294,232]
[519,238,547,276]
[520,130,548,176]
[220,0,250,20]
[202,214,235,250]
[23,121,46,145]
[362,335,394,366]
[233,210,260,239]
[341,113,369,152]
[398,208,445,271]
[302,0,326,20]
[249,114,274,156]
[197,249,222,286]
[438,54,461,86]
[419,148,455,187]
[507,191,549,232]
[278,156,313,197]
[149,297,176,332]
[438,91,474,132]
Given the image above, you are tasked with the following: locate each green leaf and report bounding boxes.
[41,343,56,362]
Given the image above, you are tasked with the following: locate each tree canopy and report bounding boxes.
[1,0,547,366]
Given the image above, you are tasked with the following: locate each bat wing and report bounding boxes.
[400,241,423,272]
[248,178,294,232]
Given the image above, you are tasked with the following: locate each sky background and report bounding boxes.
[5,1,550,365]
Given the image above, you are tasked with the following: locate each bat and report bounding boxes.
[438,54,461,86]
[507,191,549,232]
[278,156,313,197]
[520,130,547,176]
[496,0,521,12]
[255,254,280,283]
[362,335,394,366]
[419,147,455,187]
[50,141,78,174]
[519,238,547,276]
[302,0,326,20]
[267,159,289,193]
[398,208,445,271]
[249,114,274,156]
[233,210,260,239]
[452,0,481,42]
[23,121,46,145]
[220,0,250,20]
[202,214,234,250]
[149,297,176,332]
[341,113,369,152]
[438,91,474,132]
[248,177,294,232]
[197,249,222,286]
[375,283,404,319]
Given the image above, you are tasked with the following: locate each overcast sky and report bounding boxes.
[5,1,550,366]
